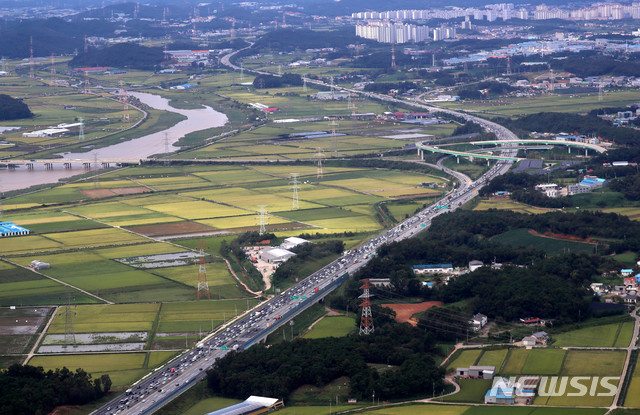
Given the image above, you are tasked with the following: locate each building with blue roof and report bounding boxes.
[567,175,606,195]
[0,222,30,237]
[484,386,515,404]
[412,264,453,274]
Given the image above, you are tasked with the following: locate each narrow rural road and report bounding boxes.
[607,306,640,413]
[22,306,58,365]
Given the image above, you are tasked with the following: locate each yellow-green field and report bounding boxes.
[446,349,483,372]
[625,358,640,407]
[47,303,160,334]
[473,198,553,214]
[28,351,177,387]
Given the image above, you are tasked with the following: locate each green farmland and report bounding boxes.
[492,228,596,256]
[553,322,635,347]
[303,315,356,339]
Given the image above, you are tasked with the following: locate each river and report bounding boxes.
[1,92,228,193]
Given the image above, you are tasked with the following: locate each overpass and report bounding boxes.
[470,139,607,154]
[416,141,522,162]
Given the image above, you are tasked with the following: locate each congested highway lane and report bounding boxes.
[94,150,515,415]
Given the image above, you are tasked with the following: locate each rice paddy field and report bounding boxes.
[0,157,451,390]
[473,198,553,214]
[624,359,640,407]
[361,406,606,415]
[446,349,483,372]
[443,346,626,407]
[28,351,177,387]
[552,322,635,347]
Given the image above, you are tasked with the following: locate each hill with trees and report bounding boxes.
[0,18,116,58]
[70,43,164,70]
[328,209,626,331]
[0,94,33,121]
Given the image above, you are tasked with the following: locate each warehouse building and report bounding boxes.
[0,222,30,237]
[205,396,283,415]
[280,237,309,250]
[260,247,296,264]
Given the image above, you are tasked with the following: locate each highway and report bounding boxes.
[94,148,515,415]
[92,54,519,415]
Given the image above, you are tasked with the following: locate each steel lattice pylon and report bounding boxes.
[257,205,268,235]
[196,243,210,299]
[359,279,374,335]
[290,173,300,210]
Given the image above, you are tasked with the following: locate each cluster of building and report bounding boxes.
[509,75,640,92]
[165,50,218,68]
[534,175,607,198]
[355,21,455,44]
[591,272,640,304]
[351,2,640,22]
[411,260,487,287]
[599,108,640,126]
[443,38,640,67]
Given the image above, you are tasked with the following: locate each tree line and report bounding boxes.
[207,323,445,402]
[253,73,302,89]
[70,43,164,70]
[0,365,111,415]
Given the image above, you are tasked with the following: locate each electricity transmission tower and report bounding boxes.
[290,173,300,210]
[257,205,268,235]
[329,120,338,157]
[359,279,374,335]
[196,242,210,299]
[315,148,325,179]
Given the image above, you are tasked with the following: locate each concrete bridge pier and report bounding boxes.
[26,163,34,170]
[456,156,460,164]
[568,147,571,154]
[83,162,91,169]
[101,162,110,168]
[44,163,53,169]
[64,163,72,169]
[585,148,588,156]
[8,164,16,170]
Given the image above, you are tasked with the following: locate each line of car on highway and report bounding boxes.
[96,73,518,415]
